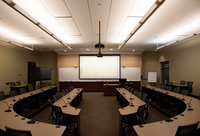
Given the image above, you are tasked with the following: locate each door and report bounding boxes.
[161,61,169,84]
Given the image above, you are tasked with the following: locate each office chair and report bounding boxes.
[35,84,40,90]
[19,88,27,94]
[180,80,185,85]
[130,88,134,93]
[53,95,59,102]
[186,81,193,92]
[48,99,55,121]
[181,89,189,96]
[16,81,21,85]
[175,121,199,136]
[65,88,69,93]
[166,86,172,91]
[10,82,16,87]
[136,91,142,98]
[62,89,67,95]
[144,99,151,121]
[173,87,180,93]
[10,90,18,97]
[133,90,137,95]
[52,105,64,125]
[56,92,63,98]
[28,85,34,92]
[5,126,32,136]
[140,93,148,102]
[0,91,6,101]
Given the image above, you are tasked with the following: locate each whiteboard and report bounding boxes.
[59,67,141,81]
[59,68,79,81]
[121,67,141,81]
[148,72,157,82]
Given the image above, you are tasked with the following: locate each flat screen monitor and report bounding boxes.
[119,78,127,84]
[35,67,51,81]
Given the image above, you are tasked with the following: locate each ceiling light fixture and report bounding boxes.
[118,0,165,50]
[2,0,72,50]
[156,32,200,50]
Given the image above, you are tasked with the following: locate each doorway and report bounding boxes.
[161,61,169,84]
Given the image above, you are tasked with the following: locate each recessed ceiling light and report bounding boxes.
[86,49,89,51]
[110,49,113,50]
[132,50,135,51]
[64,50,67,52]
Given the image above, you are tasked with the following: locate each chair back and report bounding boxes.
[181,89,189,96]
[0,91,6,101]
[28,85,34,92]
[173,87,180,93]
[19,88,26,94]
[52,105,63,125]
[187,81,193,92]
[140,93,147,101]
[10,82,16,87]
[133,90,137,95]
[130,88,134,93]
[53,95,59,102]
[35,85,40,90]
[137,104,146,124]
[16,81,21,85]
[5,126,32,136]
[136,92,142,98]
[10,90,18,97]
[175,121,199,136]
[180,80,185,85]
[56,92,62,99]
[166,86,172,91]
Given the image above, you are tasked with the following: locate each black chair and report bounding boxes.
[175,121,199,136]
[133,90,137,95]
[35,85,40,90]
[52,105,64,125]
[181,89,189,96]
[140,93,147,102]
[136,91,142,98]
[10,90,18,97]
[16,81,21,85]
[166,86,172,91]
[28,85,34,92]
[186,81,193,92]
[48,99,55,121]
[56,92,63,99]
[173,87,180,93]
[53,94,59,102]
[10,82,16,87]
[5,126,32,136]
[0,91,6,101]
[180,80,185,85]
[19,88,27,94]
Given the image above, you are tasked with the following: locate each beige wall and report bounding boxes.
[157,36,200,95]
[142,35,200,95]
[0,41,57,95]
[142,52,159,85]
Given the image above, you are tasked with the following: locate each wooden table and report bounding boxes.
[133,85,200,136]
[0,86,66,136]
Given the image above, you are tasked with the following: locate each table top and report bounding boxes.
[172,83,189,87]
[53,88,82,116]
[0,86,66,136]
[133,85,200,136]
[117,88,146,116]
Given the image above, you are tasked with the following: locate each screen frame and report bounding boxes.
[79,54,121,80]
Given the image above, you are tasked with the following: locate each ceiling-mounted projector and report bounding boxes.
[95,21,104,57]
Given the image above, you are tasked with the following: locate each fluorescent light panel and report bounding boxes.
[13,0,74,44]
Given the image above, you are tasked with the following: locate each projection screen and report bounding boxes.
[79,55,120,79]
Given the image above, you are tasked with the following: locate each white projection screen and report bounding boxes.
[79,55,120,79]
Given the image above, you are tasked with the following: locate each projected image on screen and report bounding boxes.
[80,55,120,79]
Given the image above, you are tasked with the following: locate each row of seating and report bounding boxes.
[150,83,190,96]
[48,86,78,135]
[122,86,151,134]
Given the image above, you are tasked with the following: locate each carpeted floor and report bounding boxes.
[32,92,167,136]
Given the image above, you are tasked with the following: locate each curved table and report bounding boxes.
[0,86,82,136]
[133,85,200,136]
[116,88,146,135]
